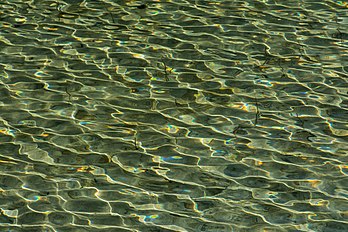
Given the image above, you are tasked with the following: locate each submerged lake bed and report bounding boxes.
[0,0,347,231]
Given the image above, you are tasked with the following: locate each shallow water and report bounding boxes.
[0,0,347,231]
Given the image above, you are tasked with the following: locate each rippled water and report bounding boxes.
[0,0,348,231]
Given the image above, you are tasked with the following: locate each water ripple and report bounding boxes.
[0,0,348,231]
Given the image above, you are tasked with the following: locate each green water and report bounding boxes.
[0,0,347,231]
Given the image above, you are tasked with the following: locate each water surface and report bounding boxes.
[0,0,347,231]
